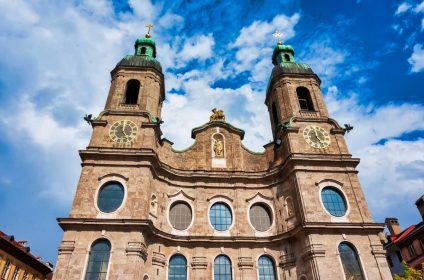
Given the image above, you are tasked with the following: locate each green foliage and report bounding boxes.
[394,261,424,280]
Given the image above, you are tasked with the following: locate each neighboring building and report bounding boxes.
[52,29,392,280]
[384,195,424,276]
[0,231,52,280]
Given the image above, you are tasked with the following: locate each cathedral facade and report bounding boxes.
[52,31,392,280]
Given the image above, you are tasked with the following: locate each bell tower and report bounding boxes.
[265,41,329,139]
[104,28,164,119]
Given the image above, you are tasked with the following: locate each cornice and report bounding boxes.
[79,149,360,186]
[57,218,386,244]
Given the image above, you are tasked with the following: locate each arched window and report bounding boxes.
[296,87,314,111]
[125,80,140,105]
[338,242,365,280]
[214,255,232,280]
[284,53,290,62]
[141,47,146,55]
[272,102,279,126]
[168,254,187,280]
[84,239,111,280]
[258,255,277,280]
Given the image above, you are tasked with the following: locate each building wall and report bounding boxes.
[0,249,47,280]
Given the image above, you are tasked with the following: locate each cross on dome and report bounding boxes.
[145,23,154,38]
[272,30,283,45]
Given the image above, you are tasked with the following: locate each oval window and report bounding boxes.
[321,187,347,217]
[169,202,192,230]
[210,203,232,231]
[249,204,272,231]
[97,181,125,213]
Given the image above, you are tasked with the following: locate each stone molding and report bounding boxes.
[238,257,254,270]
[279,253,296,268]
[301,244,325,261]
[125,241,147,261]
[152,251,166,267]
[191,257,208,269]
[58,241,75,255]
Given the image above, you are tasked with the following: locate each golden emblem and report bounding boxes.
[210,108,225,122]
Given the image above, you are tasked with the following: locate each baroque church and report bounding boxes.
[52,27,392,280]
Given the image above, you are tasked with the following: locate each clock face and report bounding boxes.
[109,120,138,143]
[303,125,331,149]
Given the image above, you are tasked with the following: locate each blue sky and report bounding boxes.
[0,0,423,264]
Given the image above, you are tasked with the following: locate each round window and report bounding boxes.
[97,181,125,213]
[210,203,232,231]
[321,187,347,217]
[249,204,272,231]
[169,202,192,230]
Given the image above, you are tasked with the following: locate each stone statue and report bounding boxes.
[210,108,225,121]
[213,138,224,158]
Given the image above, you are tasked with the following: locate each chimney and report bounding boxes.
[385,217,401,236]
[415,195,424,220]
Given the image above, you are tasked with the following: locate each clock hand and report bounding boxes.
[314,128,324,143]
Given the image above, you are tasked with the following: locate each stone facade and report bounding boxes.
[52,35,392,280]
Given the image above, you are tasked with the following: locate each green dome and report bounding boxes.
[135,36,156,47]
[272,43,295,65]
[115,55,162,73]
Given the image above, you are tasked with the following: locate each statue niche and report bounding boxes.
[212,134,225,158]
[211,133,226,168]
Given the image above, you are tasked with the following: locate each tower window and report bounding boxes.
[141,47,146,55]
[321,187,347,217]
[296,87,314,111]
[125,79,140,105]
[338,242,365,280]
[284,54,290,62]
[97,181,125,213]
[84,239,111,280]
[168,254,187,280]
[272,102,279,126]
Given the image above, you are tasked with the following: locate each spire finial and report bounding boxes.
[145,23,154,38]
[273,30,283,45]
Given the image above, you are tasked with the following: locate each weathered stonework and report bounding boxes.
[52,36,392,280]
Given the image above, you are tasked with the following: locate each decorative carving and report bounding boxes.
[210,108,225,122]
[285,196,295,218]
[126,242,147,261]
[152,251,166,267]
[212,134,225,158]
[150,194,158,217]
[191,256,208,269]
[238,257,254,270]
[58,241,75,255]
[213,138,224,158]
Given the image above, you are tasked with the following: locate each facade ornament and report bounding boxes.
[210,108,225,122]
[213,138,224,158]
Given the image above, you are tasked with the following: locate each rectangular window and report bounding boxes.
[1,260,10,280]
[386,256,393,268]
[11,266,19,280]
[408,244,416,258]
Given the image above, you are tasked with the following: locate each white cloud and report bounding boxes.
[421,18,424,30]
[325,86,424,217]
[414,1,424,12]
[408,43,424,72]
[396,2,412,15]
[180,34,215,62]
